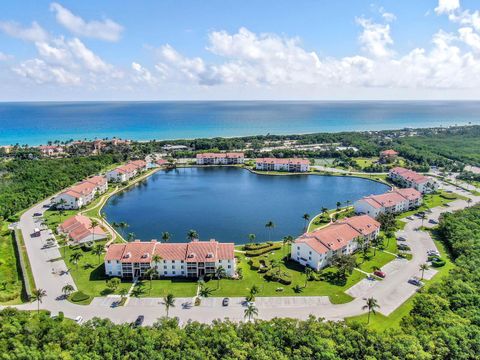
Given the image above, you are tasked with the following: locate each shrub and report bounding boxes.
[243,242,272,251]
[245,243,282,257]
[264,269,292,285]
[70,291,90,303]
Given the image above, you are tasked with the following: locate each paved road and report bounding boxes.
[3,179,479,325]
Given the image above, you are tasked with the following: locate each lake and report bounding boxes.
[103,167,390,244]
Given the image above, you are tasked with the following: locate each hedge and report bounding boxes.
[243,242,273,251]
[245,243,282,257]
[264,269,292,285]
[70,291,90,303]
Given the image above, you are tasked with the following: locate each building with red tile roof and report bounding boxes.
[292,215,380,270]
[196,152,245,165]
[106,159,148,182]
[379,149,398,162]
[104,239,235,278]
[354,188,422,218]
[53,176,108,209]
[389,167,438,193]
[58,215,107,244]
[256,158,310,172]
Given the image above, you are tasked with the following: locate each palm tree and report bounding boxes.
[302,213,310,231]
[61,284,74,298]
[420,263,429,280]
[31,288,47,314]
[187,229,199,241]
[152,254,162,271]
[100,211,107,226]
[244,303,258,322]
[265,221,275,242]
[249,285,260,296]
[282,235,294,257]
[70,252,83,270]
[215,266,227,289]
[162,293,175,317]
[119,222,129,237]
[199,286,214,298]
[144,268,158,294]
[336,201,342,210]
[467,198,473,207]
[304,267,313,287]
[420,213,427,226]
[127,232,135,242]
[321,207,329,216]
[89,219,99,242]
[161,232,171,243]
[119,288,128,304]
[362,297,380,324]
[92,243,104,263]
[248,233,256,244]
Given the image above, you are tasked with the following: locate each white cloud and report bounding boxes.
[435,0,460,15]
[0,52,12,61]
[67,38,110,72]
[13,58,80,85]
[131,62,158,85]
[50,2,123,42]
[458,27,480,52]
[0,21,48,42]
[356,17,394,58]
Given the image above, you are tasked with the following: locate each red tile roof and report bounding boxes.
[395,188,422,201]
[58,215,106,243]
[256,158,309,165]
[380,149,398,156]
[105,239,235,263]
[60,176,107,199]
[358,188,422,209]
[390,167,430,184]
[295,215,380,254]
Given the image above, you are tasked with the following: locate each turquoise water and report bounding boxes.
[1,101,479,145]
[103,167,389,244]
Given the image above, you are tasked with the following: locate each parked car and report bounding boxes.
[406,216,414,220]
[222,298,229,306]
[374,270,386,278]
[408,277,424,287]
[396,236,407,242]
[398,244,410,251]
[74,316,83,324]
[33,212,42,217]
[427,249,440,256]
[134,315,144,327]
[428,219,438,224]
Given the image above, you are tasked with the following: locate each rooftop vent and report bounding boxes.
[206,253,213,258]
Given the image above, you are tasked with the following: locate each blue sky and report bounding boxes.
[1,0,480,100]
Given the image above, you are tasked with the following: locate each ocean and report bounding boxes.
[0,101,479,145]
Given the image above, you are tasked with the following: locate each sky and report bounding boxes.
[1,0,480,100]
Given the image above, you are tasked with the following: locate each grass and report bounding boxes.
[308,207,355,232]
[135,279,197,298]
[0,223,22,304]
[61,240,131,303]
[355,249,396,273]
[353,157,378,169]
[398,191,466,219]
[200,244,366,303]
[345,227,454,331]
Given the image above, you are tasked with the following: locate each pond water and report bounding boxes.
[103,167,389,244]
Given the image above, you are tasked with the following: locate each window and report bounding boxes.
[181,271,184,274]
[109,271,112,275]
[309,251,312,255]
[107,260,111,264]
[172,265,175,269]
[228,265,231,269]
[309,257,311,260]
[172,271,176,275]
[163,265,167,269]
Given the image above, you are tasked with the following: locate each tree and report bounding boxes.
[248,233,256,244]
[265,221,275,242]
[100,211,107,226]
[61,284,74,298]
[144,268,158,294]
[244,303,258,322]
[302,213,310,231]
[420,212,427,227]
[304,267,313,287]
[292,284,303,293]
[69,252,83,270]
[92,244,104,263]
[127,233,135,241]
[215,266,227,289]
[377,212,397,232]
[371,234,384,256]
[249,285,260,297]
[31,288,47,314]
[336,201,342,210]
[89,219,99,242]
[199,286,214,298]
[107,277,120,292]
[152,254,162,270]
[187,229,199,241]
[162,293,175,317]
[332,254,356,280]
[161,232,171,243]
[467,198,473,207]
[362,297,380,324]
[420,263,430,280]
[119,288,128,303]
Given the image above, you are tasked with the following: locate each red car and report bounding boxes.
[374,270,386,278]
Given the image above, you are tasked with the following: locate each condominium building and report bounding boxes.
[104,239,236,279]
[379,149,398,163]
[196,153,245,165]
[106,160,148,182]
[255,158,310,172]
[292,215,380,270]
[58,215,107,244]
[354,188,423,218]
[53,176,108,209]
[389,167,438,194]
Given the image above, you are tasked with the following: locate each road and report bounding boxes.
[3,179,479,325]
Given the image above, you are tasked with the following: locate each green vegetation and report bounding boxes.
[0,224,22,304]
[398,190,466,218]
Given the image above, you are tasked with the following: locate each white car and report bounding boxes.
[74,316,83,324]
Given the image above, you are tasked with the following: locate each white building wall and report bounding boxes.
[54,193,82,209]
[105,260,122,277]
[354,200,382,217]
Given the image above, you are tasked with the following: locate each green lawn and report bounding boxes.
[198,244,365,303]
[0,224,23,304]
[353,157,378,169]
[355,249,396,273]
[345,228,454,330]
[61,240,131,303]
[398,191,466,219]
[135,279,197,298]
